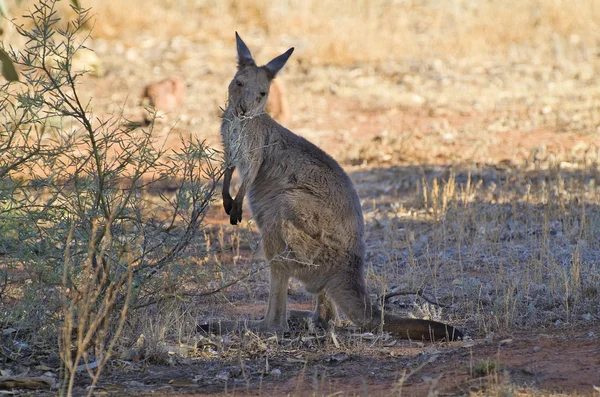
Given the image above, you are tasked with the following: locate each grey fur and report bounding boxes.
[214,33,462,341]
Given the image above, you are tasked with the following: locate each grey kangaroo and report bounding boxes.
[210,33,462,341]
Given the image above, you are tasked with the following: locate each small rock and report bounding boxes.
[522,366,535,375]
[326,352,349,363]
[168,379,197,387]
[127,380,146,388]
[360,332,376,340]
[120,347,142,361]
[266,77,290,122]
[533,346,541,353]
[410,94,425,105]
[13,340,29,350]
[143,77,186,111]
[442,132,454,141]
[215,370,230,381]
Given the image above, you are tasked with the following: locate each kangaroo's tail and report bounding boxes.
[382,314,463,341]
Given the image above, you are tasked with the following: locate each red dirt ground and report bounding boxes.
[104,326,599,397]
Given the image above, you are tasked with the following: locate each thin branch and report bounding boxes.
[383,288,452,309]
[132,262,271,311]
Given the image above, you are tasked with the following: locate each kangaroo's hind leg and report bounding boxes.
[325,269,463,341]
[288,291,341,328]
[261,261,291,330]
[198,230,290,335]
[323,269,382,331]
[198,259,291,334]
[313,291,340,326]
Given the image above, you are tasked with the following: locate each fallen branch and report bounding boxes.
[0,376,55,390]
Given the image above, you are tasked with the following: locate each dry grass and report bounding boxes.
[358,160,600,331]
[5,0,600,65]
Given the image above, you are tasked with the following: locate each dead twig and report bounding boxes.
[383,288,451,309]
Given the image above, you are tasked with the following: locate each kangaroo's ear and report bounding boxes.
[236,32,256,68]
[264,47,294,79]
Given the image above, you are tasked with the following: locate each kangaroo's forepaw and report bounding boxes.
[230,202,243,225]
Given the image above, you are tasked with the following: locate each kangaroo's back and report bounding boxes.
[245,117,364,253]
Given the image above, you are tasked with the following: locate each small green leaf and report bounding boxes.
[0,0,8,28]
[0,48,19,82]
[71,0,81,11]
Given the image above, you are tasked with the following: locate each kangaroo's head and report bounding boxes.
[227,32,294,118]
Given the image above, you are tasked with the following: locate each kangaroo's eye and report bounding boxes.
[260,91,267,97]
[236,80,243,87]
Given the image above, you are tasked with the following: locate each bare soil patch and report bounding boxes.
[55,326,598,396]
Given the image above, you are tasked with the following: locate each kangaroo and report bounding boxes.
[210,33,463,341]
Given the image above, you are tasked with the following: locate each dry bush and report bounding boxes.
[0,1,219,394]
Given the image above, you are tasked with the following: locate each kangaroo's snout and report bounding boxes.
[238,102,247,115]
[232,91,261,117]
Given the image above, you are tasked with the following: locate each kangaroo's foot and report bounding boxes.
[198,318,288,335]
[287,291,340,330]
[288,309,340,329]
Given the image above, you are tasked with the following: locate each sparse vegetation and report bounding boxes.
[1,1,219,395]
[472,359,503,378]
[0,0,599,396]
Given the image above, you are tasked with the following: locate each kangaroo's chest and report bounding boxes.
[221,118,245,166]
[221,116,266,180]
